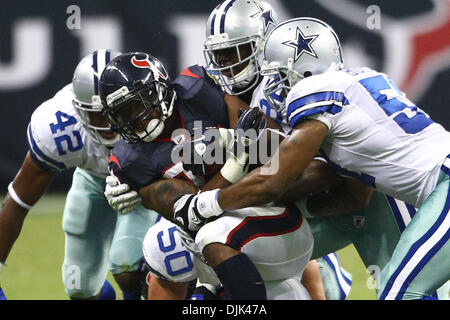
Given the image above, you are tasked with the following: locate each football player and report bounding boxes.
[99,51,316,299]
[0,50,159,300]
[175,18,450,300]
[99,51,275,299]
[203,0,352,300]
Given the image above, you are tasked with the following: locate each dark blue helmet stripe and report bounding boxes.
[219,0,236,34]
[105,49,111,65]
[93,50,99,95]
[210,8,217,35]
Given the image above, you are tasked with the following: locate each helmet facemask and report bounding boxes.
[204,33,263,95]
[102,80,176,144]
[72,95,120,146]
[260,59,303,112]
[261,58,343,113]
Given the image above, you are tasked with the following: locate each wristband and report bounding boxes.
[196,189,223,218]
[297,198,314,218]
[220,152,249,184]
[8,182,33,210]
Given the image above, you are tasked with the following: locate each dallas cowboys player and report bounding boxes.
[175,17,450,300]
[0,50,158,300]
[203,0,353,300]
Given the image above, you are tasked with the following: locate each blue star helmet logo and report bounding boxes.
[282,27,319,62]
[250,2,275,34]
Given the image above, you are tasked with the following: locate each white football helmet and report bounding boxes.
[261,17,344,111]
[204,0,278,95]
[72,49,122,146]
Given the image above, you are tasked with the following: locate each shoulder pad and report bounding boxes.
[285,72,350,128]
[173,65,223,100]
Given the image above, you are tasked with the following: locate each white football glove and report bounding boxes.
[173,189,223,232]
[104,175,142,214]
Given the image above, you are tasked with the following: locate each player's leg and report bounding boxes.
[202,242,267,299]
[301,260,326,299]
[306,216,353,299]
[109,206,159,300]
[197,205,314,300]
[316,253,353,300]
[307,216,352,260]
[62,168,117,299]
[265,277,312,300]
[378,171,450,300]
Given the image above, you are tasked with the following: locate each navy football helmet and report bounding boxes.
[99,52,176,144]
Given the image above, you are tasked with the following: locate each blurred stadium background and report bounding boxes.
[1,0,449,299]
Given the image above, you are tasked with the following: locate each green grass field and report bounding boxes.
[0,194,377,300]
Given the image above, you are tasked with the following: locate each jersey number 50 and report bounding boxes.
[157,226,194,277]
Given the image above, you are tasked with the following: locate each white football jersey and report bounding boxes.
[142,217,220,286]
[285,67,450,207]
[27,84,110,177]
[250,76,291,134]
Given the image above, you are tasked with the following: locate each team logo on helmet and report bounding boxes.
[131,55,169,80]
[131,55,152,69]
[283,27,319,62]
[250,1,276,34]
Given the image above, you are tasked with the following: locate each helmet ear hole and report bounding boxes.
[303,71,312,78]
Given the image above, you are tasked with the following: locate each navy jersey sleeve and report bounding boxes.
[172,65,230,128]
[108,141,161,192]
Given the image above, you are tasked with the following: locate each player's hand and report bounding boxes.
[220,108,267,183]
[173,190,223,233]
[173,194,206,234]
[181,127,234,177]
[104,175,142,214]
[234,107,267,148]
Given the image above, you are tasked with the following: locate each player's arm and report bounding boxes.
[278,158,344,201]
[300,178,374,217]
[301,260,326,300]
[0,152,54,264]
[277,159,373,216]
[147,276,189,300]
[224,93,285,130]
[224,94,248,128]
[217,120,328,210]
[139,179,199,221]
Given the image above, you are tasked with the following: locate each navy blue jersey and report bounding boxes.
[109,65,229,192]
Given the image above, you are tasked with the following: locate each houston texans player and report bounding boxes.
[0,50,159,300]
[99,51,280,299]
[176,17,450,300]
[203,0,352,300]
[99,51,317,299]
